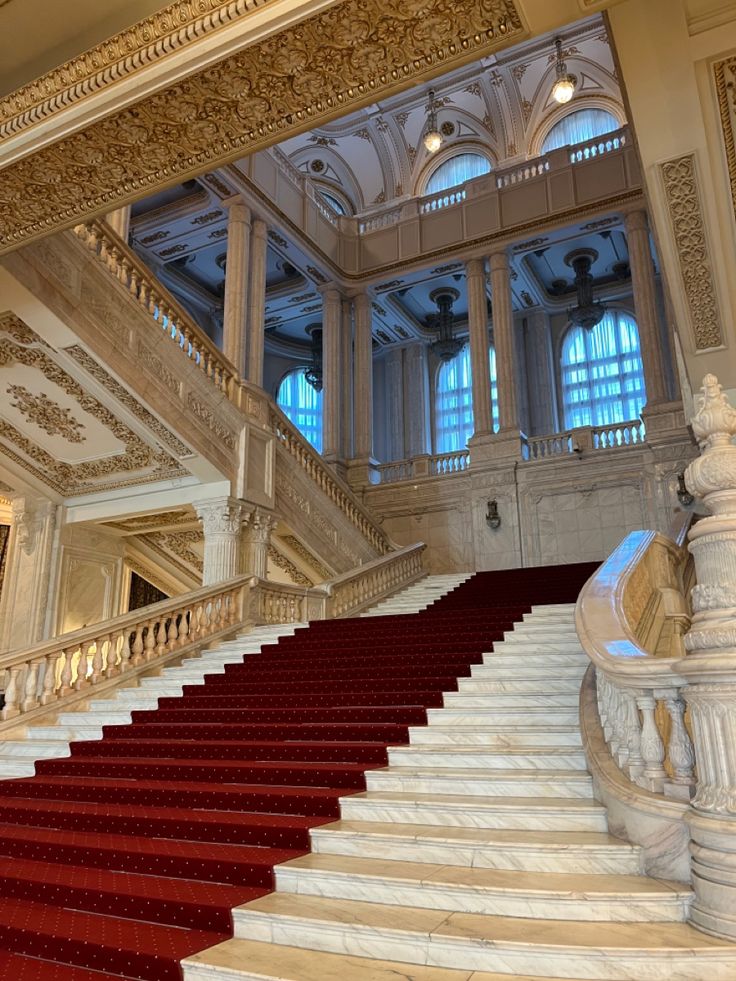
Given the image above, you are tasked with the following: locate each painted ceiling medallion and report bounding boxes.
[7,385,86,444]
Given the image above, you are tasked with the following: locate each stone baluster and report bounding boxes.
[636,693,667,790]
[222,197,251,377]
[195,497,247,585]
[246,218,268,387]
[680,373,736,940]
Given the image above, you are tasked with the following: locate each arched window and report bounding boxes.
[425,152,492,196]
[435,344,498,452]
[542,108,620,153]
[318,190,349,216]
[561,311,646,429]
[277,368,323,452]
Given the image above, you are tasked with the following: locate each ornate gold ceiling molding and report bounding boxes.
[0,0,524,253]
[659,153,723,351]
[0,0,270,143]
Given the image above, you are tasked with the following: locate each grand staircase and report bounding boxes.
[0,566,732,979]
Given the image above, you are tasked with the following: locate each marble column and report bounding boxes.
[680,374,736,941]
[385,347,405,462]
[404,342,430,458]
[246,218,268,388]
[195,498,246,585]
[353,291,374,461]
[466,258,493,437]
[524,309,558,435]
[321,285,343,463]
[0,495,58,653]
[625,210,667,406]
[106,206,131,243]
[241,508,277,579]
[340,296,354,461]
[222,198,251,377]
[489,250,519,432]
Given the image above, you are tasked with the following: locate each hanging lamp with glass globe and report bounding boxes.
[422,89,443,154]
[551,37,577,105]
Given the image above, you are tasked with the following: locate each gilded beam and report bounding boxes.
[0,0,524,254]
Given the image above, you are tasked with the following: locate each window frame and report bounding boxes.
[432,341,499,454]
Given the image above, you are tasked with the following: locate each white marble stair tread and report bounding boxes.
[471,664,586,678]
[456,680,582,693]
[26,725,103,742]
[339,792,609,831]
[443,693,580,708]
[231,893,736,981]
[428,708,580,725]
[488,642,584,655]
[365,768,594,798]
[309,821,642,874]
[409,725,582,747]
[0,740,70,759]
[386,747,588,770]
[476,655,586,669]
[182,936,578,981]
[57,710,135,726]
[273,853,691,921]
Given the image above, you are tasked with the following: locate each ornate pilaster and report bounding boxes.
[246,218,268,388]
[680,374,736,940]
[222,197,251,377]
[466,258,493,438]
[194,498,248,585]
[625,210,668,407]
[241,508,278,579]
[321,285,343,466]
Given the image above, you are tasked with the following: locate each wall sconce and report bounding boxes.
[676,472,694,507]
[572,439,582,456]
[486,499,501,530]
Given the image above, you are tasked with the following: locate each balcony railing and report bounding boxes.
[521,419,646,461]
[377,450,471,485]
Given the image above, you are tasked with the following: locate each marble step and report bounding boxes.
[338,793,609,832]
[365,768,594,799]
[0,761,38,777]
[489,641,584,654]
[231,894,736,980]
[456,679,582,694]
[409,725,583,748]
[386,747,588,771]
[506,624,579,637]
[477,654,587,669]
[309,821,642,874]
[529,604,576,614]
[0,740,70,759]
[183,937,574,981]
[273,853,690,922]
[57,710,135,727]
[427,708,580,726]
[27,725,103,742]
[470,666,586,681]
[443,693,580,709]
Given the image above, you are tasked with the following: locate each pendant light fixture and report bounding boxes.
[422,89,443,154]
[564,248,605,331]
[551,37,577,105]
[428,287,463,362]
[304,322,323,392]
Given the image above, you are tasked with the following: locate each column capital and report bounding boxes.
[489,250,510,272]
[223,196,252,222]
[242,507,278,541]
[465,257,488,278]
[194,497,249,537]
[316,282,344,300]
[624,209,649,232]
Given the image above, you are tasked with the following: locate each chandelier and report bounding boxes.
[564,249,605,330]
[428,287,463,362]
[304,323,323,391]
[422,89,443,154]
[551,37,577,105]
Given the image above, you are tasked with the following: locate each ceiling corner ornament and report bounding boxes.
[0,0,269,142]
[659,153,723,351]
[713,56,736,225]
[0,0,524,253]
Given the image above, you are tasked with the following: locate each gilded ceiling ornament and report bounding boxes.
[659,153,723,351]
[0,0,524,252]
[7,385,86,444]
[268,543,314,587]
[106,510,196,533]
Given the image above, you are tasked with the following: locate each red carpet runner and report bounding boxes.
[0,564,596,979]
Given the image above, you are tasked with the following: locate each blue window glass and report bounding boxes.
[425,153,492,195]
[561,311,646,429]
[277,368,323,452]
[319,191,348,216]
[542,108,620,153]
[435,344,499,452]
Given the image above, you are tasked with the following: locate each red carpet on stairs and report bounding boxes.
[0,563,597,980]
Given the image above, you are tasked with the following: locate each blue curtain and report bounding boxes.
[435,344,499,452]
[277,368,323,452]
[542,109,619,153]
[319,191,347,215]
[425,153,492,195]
[561,312,646,429]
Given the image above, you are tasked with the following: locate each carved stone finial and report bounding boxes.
[690,374,736,448]
[684,375,736,512]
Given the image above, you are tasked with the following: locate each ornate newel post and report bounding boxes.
[681,374,736,940]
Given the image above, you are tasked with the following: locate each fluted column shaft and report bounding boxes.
[466,258,493,436]
[195,498,244,585]
[524,309,557,435]
[246,218,268,388]
[322,286,343,460]
[353,291,374,460]
[222,199,251,377]
[405,342,430,458]
[489,250,519,432]
[385,347,405,461]
[625,210,667,405]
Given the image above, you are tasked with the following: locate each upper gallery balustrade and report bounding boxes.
[233,127,639,276]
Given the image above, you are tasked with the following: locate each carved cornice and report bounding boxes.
[0,0,524,252]
[0,0,269,143]
[659,153,723,351]
[714,56,736,226]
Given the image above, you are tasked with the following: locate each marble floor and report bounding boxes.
[183,602,736,981]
